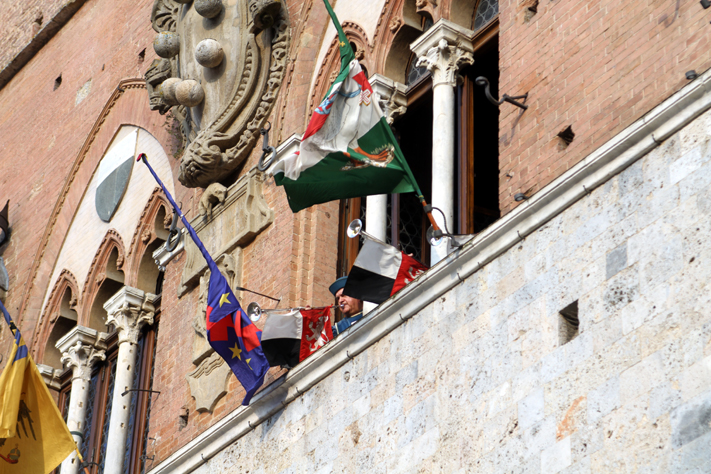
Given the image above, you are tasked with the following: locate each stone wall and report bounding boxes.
[189,106,711,473]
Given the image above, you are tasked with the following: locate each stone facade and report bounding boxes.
[187,102,711,474]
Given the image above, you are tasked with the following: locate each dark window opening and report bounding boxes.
[559,300,579,344]
[456,35,501,234]
[390,89,433,263]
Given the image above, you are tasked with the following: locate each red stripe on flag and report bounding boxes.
[391,254,428,296]
[241,322,262,352]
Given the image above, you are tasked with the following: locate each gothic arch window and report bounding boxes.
[85,238,126,331]
[37,271,80,368]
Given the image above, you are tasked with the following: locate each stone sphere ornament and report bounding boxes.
[176,80,205,107]
[153,32,181,58]
[195,39,224,68]
[160,78,182,106]
[194,0,222,19]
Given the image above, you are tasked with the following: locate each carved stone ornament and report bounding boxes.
[146,0,290,188]
[56,327,108,382]
[416,38,474,88]
[192,250,242,365]
[185,351,232,413]
[389,17,402,33]
[104,287,157,345]
[178,168,273,295]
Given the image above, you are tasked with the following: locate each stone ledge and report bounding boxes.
[147,67,711,474]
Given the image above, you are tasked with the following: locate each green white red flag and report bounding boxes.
[271,0,420,213]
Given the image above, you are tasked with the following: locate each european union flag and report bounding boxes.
[138,154,269,405]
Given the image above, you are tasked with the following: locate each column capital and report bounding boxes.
[37,363,62,391]
[56,326,108,382]
[104,286,158,345]
[369,74,408,124]
[411,19,475,88]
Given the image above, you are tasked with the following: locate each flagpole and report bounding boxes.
[137,154,218,270]
[322,0,441,234]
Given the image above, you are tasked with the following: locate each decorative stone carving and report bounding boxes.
[194,0,222,18]
[146,59,173,114]
[185,351,232,413]
[146,0,290,188]
[411,20,475,89]
[198,182,227,220]
[175,79,204,107]
[389,17,401,33]
[191,251,241,365]
[57,327,107,382]
[195,39,224,68]
[178,168,272,295]
[415,38,474,87]
[104,287,157,345]
[153,31,181,58]
[370,74,408,125]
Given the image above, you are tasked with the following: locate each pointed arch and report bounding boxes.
[81,229,126,331]
[33,269,80,365]
[308,22,374,120]
[125,187,171,293]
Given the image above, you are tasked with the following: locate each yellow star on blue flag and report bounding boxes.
[219,292,231,307]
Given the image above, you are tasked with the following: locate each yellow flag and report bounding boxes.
[0,322,76,473]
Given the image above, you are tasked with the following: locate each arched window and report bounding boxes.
[473,0,499,31]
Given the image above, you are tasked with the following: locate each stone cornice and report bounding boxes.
[147,65,711,474]
[369,74,407,124]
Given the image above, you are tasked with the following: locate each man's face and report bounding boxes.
[335,289,363,317]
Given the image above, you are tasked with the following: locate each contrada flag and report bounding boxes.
[343,239,428,304]
[270,0,417,212]
[139,154,269,405]
[0,300,76,474]
[261,307,333,368]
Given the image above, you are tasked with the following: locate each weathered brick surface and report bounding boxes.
[498,0,711,214]
[0,0,66,71]
[193,106,711,474]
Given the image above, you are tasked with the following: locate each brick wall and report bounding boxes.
[0,0,66,71]
[191,105,711,474]
[498,0,711,214]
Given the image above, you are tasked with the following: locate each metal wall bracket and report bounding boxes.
[476,76,529,110]
[257,122,277,171]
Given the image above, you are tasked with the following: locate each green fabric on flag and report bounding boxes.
[275,118,416,212]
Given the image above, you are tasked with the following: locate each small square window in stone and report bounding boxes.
[559,301,579,345]
[474,0,498,31]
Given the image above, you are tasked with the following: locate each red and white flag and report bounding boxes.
[343,239,428,304]
[261,307,333,368]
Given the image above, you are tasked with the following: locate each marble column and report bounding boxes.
[368,75,409,244]
[102,287,157,474]
[56,327,108,474]
[412,20,474,265]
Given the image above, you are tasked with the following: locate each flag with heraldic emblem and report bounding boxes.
[139,154,269,405]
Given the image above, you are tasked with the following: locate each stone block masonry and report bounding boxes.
[186,102,711,474]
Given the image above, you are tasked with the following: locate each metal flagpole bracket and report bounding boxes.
[257,122,277,171]
[475,76,528,110]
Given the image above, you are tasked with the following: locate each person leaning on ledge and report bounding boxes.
[329,276,363,336]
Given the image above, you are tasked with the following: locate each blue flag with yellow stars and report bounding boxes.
[138,154,269,405]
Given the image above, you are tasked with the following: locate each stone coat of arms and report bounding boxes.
[145,0,289,188]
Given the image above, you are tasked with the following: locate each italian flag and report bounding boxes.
[343,238,429,304]
[261,306,334,368]
[271,0,418,213]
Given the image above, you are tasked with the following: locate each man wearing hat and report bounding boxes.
[329,276,363,336]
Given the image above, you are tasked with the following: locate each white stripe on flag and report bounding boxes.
[261,309,303,341]
[353,239,402,280]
